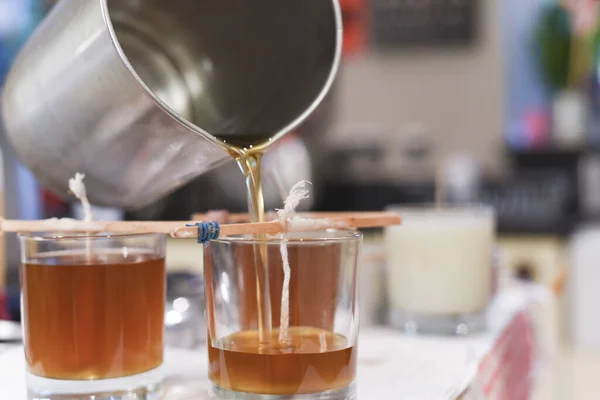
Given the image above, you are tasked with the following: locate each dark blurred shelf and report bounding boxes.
[313,182,435,212]
[506,144,600,159]
[315,175,577,236]
[504,146,580,235]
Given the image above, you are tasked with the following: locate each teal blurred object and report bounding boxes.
[502,0,554,150]
[536,3,573,91]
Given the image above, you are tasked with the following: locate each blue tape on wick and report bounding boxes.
[186,221,220,246]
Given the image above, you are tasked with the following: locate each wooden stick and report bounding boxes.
[552,268,568,297]
[0,219,192,234]
[192,211,400,223]
[0,212,401,240]
[174,212,401,239]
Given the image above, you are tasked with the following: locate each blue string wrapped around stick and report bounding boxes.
[186,221,220,246]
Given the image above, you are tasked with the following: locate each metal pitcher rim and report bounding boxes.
[99,0,344,153]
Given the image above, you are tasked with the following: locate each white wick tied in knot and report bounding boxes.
[277,180,311,344]
[68,173,93,222]
[68,173,94,261]
[277,180,311,226]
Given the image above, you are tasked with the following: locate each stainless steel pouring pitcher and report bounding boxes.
[1,0,342,209]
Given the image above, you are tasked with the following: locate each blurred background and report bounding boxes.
[4,0,600,398]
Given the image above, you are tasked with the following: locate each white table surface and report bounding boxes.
[0,290,530,400]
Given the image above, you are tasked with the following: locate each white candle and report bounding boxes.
[385,206,495,315]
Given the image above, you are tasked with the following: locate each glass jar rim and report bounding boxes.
[386,203,494,214]
[18,232,166,242]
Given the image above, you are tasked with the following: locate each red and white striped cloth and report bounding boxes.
[469,311,536,400]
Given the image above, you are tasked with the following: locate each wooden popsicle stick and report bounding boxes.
[191,212,251,223]
[552,268,568,297]
[174,212,402,238]
[172,220,284,239]
[192,211,398,223]
[0,219,192,233]
[0,212,401,240]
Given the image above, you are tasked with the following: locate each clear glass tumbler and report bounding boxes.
[385,205,496,335]
[19,233,167,400]
[204,230,361,400]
